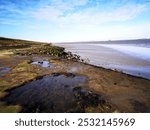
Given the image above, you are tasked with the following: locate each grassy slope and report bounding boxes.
[0,37,48,45]
[0,37,48,50]
[0,37,65,112]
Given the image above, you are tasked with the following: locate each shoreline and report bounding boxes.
[0,38,150,112]
[56,43,150,80]
[81,61,150,81]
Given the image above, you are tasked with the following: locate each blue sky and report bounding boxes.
[0,0,150,42]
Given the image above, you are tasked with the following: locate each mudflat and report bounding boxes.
[56,43,150,79]
[0,38,150,112]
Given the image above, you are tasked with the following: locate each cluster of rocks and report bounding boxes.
[14,44,85,62]
[13,45,64,56]
[65,51,84,62]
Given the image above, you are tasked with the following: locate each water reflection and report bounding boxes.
[2,73,113,112]
[31,61,51,68]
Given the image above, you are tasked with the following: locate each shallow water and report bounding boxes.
[0,67,11,73]
[31,61,51,68]
[56,42,150,79]
[104,64,150,79]
[95,44,150,62]
[2,73,112,112]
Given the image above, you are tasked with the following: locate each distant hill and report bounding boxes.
[0,37,48,50]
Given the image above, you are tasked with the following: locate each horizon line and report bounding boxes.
[1,36,150,43]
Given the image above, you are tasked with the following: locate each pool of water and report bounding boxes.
[2,73,113,112]
[0,67,11,73]
[31,61,52,68]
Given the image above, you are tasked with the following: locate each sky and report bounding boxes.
[0,0,150,42]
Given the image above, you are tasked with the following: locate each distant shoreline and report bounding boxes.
[55,39,150,44]
[1,36,150,44]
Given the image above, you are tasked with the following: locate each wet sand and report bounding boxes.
[56,43,150,79]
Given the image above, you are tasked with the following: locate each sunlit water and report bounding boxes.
[95,44,150,62]
[31,61,51,68]
[56,42,150,79]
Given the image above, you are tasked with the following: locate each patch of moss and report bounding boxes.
[0,92,8,98]
[85,104,113,113]
[14,44,66,57]
[0,79,11,91]
[0,102,21,113]
[0,61,38,92]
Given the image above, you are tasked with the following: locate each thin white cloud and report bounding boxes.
[32,1,148,26]
[0,0,148,26]
[33,0,88,20]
